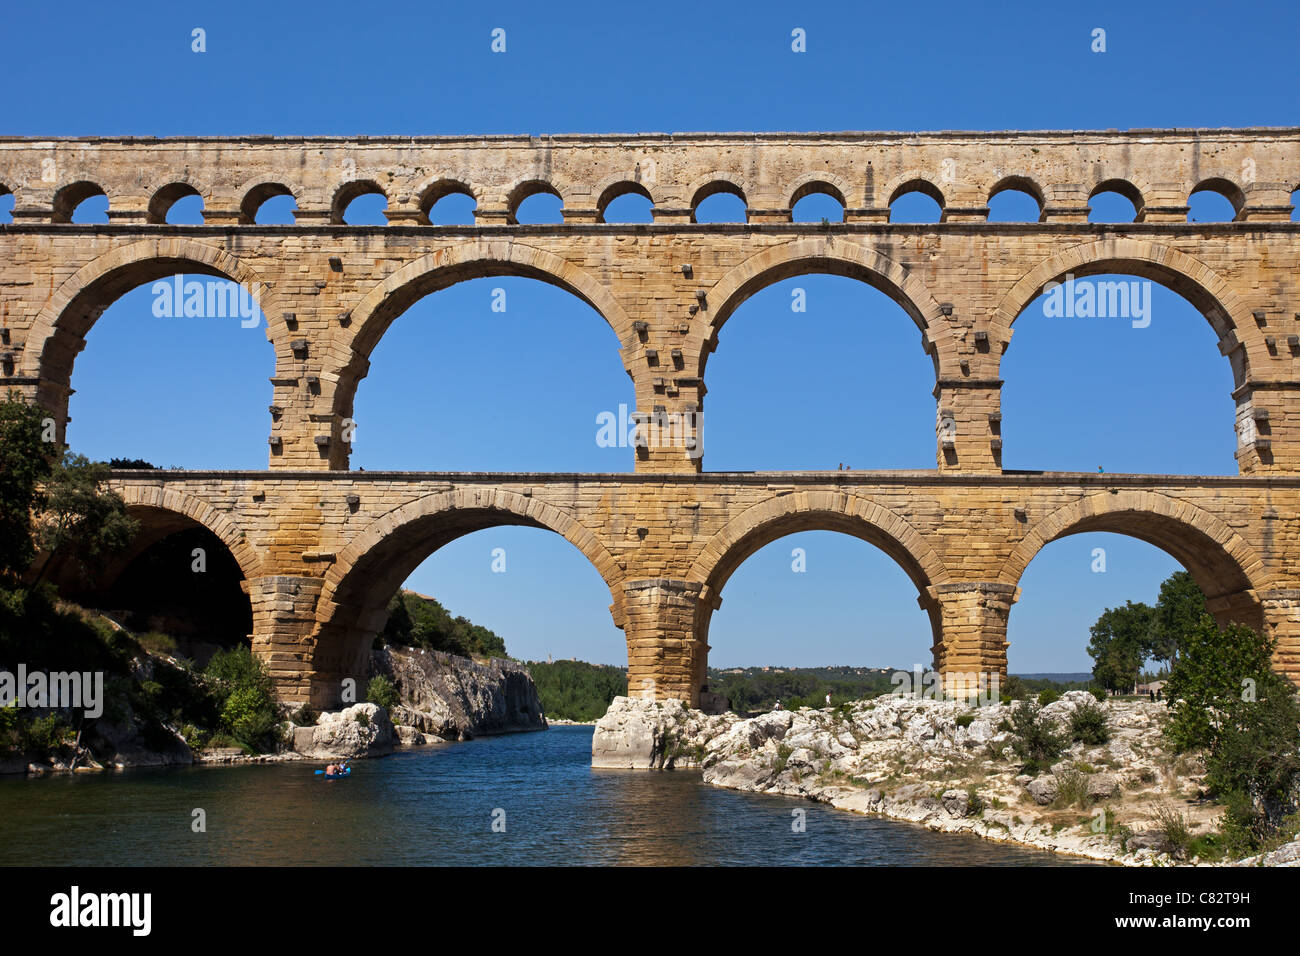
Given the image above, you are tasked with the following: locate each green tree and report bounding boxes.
[1149,571,1205,667]
[1087,601,1153,693]
[1164,618,1300,850]
[33,453,138,584]
[1165,618,1285,752]
[0,394,58,583]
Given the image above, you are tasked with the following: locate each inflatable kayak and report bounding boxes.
[315,767,352,778]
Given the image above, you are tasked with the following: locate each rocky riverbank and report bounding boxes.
[5,646,548,774]
[592,692,1298,866]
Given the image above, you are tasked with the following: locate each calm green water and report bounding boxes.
[0,726,1090,866]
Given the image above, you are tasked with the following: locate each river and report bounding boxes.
[0,726,1092,865]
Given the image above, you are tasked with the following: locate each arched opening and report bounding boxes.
[420,181,476,225]
[1000,267,1238,475]
[1188,179,1244,223]
[333,181,388,225]
[0,185,12,223]
[693,501,945,710]
[1004,496,1264,685]
[46,504,255,666]
[1010,533,1188,679]
[401,527,625,666]
[1088,180,1143,223]
[1291,187,1299,222]
[888,180,943,223]
[598,182,654,224]
[107,510,252,664]
[241,183,297,224]
[692,182,747,223]
[148,183,203,224]
[53,181,108,223]
[350,274,632,471]
[312,497,620,708]
[44,254,275,469]
[987,177,1044,223]
[704,274,936,469]
[704,530,936,710]
[510,181,563,225]
[790,183,845,223]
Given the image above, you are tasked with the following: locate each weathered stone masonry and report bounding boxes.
[2,130,1298,705]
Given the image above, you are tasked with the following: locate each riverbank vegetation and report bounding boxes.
[527,660,627,721]
[379,590,507,659]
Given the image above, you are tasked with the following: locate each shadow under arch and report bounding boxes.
[41,485,263,648]
[999,490,1265,631]
[990,238,1263,388]
[698,236,961,381]
[331,239,636,454]
[309,488,622,706]
[110,484,263,580]
[686,491,951,692]
[25,239,282,441]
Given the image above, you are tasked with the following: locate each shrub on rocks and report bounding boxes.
[1068,699,1112,745]
[1009,701,1067,774]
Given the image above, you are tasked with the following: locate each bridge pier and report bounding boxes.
[621,578,706,705]
[247,575,324,706]
[924,582,1017,698]
[1259,590,1300,685]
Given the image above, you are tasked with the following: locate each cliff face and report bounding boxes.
[371,647,547,741]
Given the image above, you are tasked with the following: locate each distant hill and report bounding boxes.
[1012,672,1093,684]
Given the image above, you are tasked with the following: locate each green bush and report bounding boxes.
[1153,804,1192,858]
[1053,768,1092,810]
[1009,701,1066,774]
[291,704,318,727]
[1163,618,1300,852]
[365,676,400,712]
[205,646,278,751]
[1036,688,1061,706]
[956,713,976,729]
[1068,699,1112,745]
[21,713,72,754]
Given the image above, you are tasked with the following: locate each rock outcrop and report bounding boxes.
[591,696,733,769]
[371,647,547,742]
[592,691,1287,866]
[290,703,396,759]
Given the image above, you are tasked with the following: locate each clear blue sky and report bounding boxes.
[5,0,1297,673]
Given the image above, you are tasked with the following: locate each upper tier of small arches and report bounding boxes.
[2,132,1298,225]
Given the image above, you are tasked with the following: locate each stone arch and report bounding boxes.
[52,180,108,223]
[24,239,284,439]
[698,235,961,381]
[687,172,752,222]
[331,238,636,433]
[414,177,476,221]
[506,178,563,223]
[330,179,388,224]
[1190,176,1247,220]
[111,483,263,583]
[1000,490,1266,627]
[146,181,205,224]
[685,490,951,686]
[987,174,1046,220]
[309,488,622,702]
[1088,177,1149,219]
[594,177,658,221]
[237,178,302,224]
[990,237,1262,387]
[786,172,852,210]
[882,171,947,210]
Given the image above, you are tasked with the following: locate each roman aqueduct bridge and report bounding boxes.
[2,129,1299,705]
